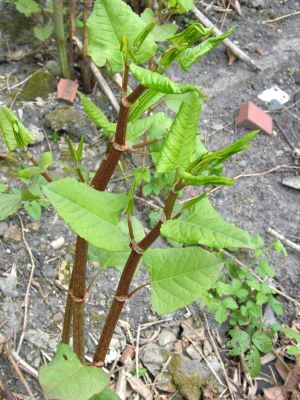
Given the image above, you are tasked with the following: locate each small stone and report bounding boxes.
[3,225,22,244]
[263,304,278,327]
[140,343,164,375]
[44,106,95,142]
[211,123,223,131]
[186,344,202,360]
[268,99,282,111]
[0,222,8,236]
[50,236,65,250]
[52,312,64,322]
[156,374,177,393]
[46,60,60,76]
[28,222,40,231]
[158,329,177,347]
[238,159,248,169]
[293,71,300,85]
[282,176,300,190]
[206,356,221,373]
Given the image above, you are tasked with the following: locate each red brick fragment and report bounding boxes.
[236,101,273,135]
[57,78,79,104]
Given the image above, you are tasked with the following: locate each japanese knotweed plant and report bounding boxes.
[0,0,264,398]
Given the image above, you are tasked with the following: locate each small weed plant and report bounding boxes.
[0,0,295,398]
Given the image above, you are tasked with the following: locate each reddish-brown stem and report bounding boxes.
[29,155,52,183]
[71,236,89,361]
[61,82,146,359]
[93,188,179,363]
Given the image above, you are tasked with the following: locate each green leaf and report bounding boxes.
[245,348,261,377]
[0,107,35,151]
[90,387,120,400]
[169,23,213,46]
[287,346,300,356]
[282,328,300,343]
[156,92,201,173]
[168,0,194,13]
[39,343,108,400]
[256,292,268,305]
[87,0,157,74]
[78,92,116,134]
[268,296,283,316]
[252,331,272,353]
[18,166,42,179]
[215,282,232,296]
[161,198,254,249]
[215,303,227,323]
[130,64,202,95]
[76,137,84,161]
[129,90,165,121]
[143,247,222,314]
[43,178,129,251]
[223,297,238,310]
[0,192,22,221]
[126,113,165,144]
[257,259,275,278]
[40,152,53,171]
[24,201,42,220]
[88,217,145,270]
[141,8,178,42]
[273,239,288,256]
[228,329,250,356]
[180,171,234,186]
[0,184,8,193]
[133,19,157,52]
[178,26,235,71]
[14,0,40,16]
[34,23,53,42]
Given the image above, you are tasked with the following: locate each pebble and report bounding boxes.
[293,71,300,85]
[50,236,65,250]
[0,222,8,237]
[186,344,202,360]
[158,329,177,347]
[140,343,164,375]
[3,225,22,244]
[268,99,282,111]
[263,304,278,327]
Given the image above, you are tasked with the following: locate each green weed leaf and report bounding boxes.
[245,348,261,377]
[39,343,108,400]
[87,0,157,73]
[161,198,254,249]
[14,0,40,16]
[90,387,120,400]
[141,8,178,42]
[143,247,222,314]
[156,92,201,173]
[228,329,250,356]
[169,23,213,46]
[43,178,129,251]
[252,331,272,353]
[34,23,53,42]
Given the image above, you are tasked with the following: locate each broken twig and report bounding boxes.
[268,227,300,253]
[192,5,260,71]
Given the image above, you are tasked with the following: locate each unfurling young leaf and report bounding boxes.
[156,92,202,173]
[178,26,236,71]
[0,107,35,151]
[169,23,213,46]
[39,344,108,400]
[78,92,116,134]
[130,64,203,95]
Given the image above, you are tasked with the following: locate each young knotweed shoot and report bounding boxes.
[0,0,269,397]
